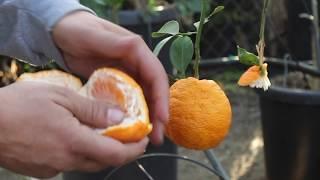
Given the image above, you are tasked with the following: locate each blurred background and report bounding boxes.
[0,0,314,86]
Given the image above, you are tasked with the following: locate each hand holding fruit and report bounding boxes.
[0,10,169,178]
[53,11,169,145]
[0,81,148,178]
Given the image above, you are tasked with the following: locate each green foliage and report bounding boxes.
[153,36,175,56]
[152,20,180,38]
[80,0,157,21]
[237,46,260,66]
[80,0,109,18]
[22,60,58,73]
[92,0,125,8]
[152,20,195,76]
[193,6,224,29]
[152,4,224,79]
[23,63,37,72]
[170,36,194,77]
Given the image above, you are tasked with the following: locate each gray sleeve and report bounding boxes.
[0,0,94,70]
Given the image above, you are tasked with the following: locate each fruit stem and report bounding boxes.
[193,0,207,79]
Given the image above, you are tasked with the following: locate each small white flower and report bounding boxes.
[249,72,271,91]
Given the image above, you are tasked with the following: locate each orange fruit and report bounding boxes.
[238,63,271,91]
[17,68,152,143]
[166,77,232,150]
[17,70,82,91]
[80,68,152,143]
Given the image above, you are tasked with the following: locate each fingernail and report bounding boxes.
[107,108,124,125]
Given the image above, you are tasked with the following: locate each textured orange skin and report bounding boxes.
[238,65,261,86]
[87,68,152,143]
[166,77,232,150]
[103,121,152,143]
[17,70,83,90]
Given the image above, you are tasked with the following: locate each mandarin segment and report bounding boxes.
[82,67,152,143]
[166,77,232,150]
[92,77,126,108]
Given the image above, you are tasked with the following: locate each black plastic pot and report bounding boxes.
[256,58,320,180]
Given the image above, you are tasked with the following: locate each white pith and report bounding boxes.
[82,71,146,130]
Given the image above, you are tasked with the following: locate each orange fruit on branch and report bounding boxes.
[166,77,232,150]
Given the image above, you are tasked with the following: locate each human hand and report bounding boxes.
[0,82,148,178]
[52,11,169,145]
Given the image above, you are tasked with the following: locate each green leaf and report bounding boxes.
[152,21,180,38]
[80,0,108,18]
[193,6,224,29]
[170,36,194,76]
[237,46,260,66]
[208,6,224,19]
[153,36,175,56]
[178,32,197,36]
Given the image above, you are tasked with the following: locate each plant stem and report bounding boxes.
[259,0,269,42]
[193,0,207,79]
[257,0,270,65]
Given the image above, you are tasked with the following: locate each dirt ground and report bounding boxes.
[0,87,266,180]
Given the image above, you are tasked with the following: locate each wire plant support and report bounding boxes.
[104,151,229,180]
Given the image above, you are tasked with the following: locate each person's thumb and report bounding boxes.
[54,87,125,128]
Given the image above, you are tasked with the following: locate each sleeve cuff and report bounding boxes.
[1,0,96,70]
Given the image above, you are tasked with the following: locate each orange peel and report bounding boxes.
[17,70,82,91]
